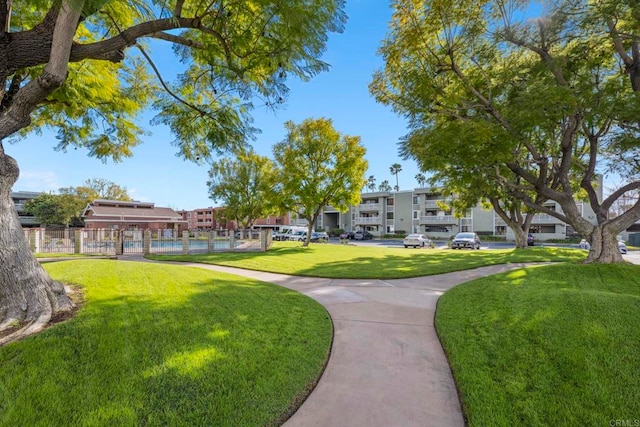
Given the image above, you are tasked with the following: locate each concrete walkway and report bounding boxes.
[133,259,536,427]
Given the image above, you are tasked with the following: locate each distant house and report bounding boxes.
[82,199,188,231]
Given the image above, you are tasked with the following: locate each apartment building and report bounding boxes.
[324,187,600,241]
[11,191,42,227]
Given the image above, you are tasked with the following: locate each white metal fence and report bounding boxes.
[23,228,272,256]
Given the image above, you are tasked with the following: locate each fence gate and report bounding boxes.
[120,230,144,254]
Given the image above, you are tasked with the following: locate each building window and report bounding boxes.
[386,212,394,220]
[413,211,419,219]
[413,195,419,204]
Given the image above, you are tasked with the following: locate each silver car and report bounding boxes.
[451,232,481,250]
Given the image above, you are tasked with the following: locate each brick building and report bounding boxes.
[82,199,187,231]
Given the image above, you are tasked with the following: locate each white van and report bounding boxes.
[274,226,309,241]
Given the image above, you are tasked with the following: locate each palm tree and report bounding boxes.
[390,163,402,191]
[415,173,426,188]
[378,180,392,192]
[367,175,376,192]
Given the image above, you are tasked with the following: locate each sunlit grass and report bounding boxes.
[35,252,108,258]
[147,242,587,279]
[0,260,331,426]
[436,263,640,425]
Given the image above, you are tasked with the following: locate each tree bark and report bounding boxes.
[0,149,74,344]
[585,224,625,264]
[513,227,528,249]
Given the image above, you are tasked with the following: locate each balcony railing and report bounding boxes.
[419,215,457,224]
[358,203,380,211]
[424,199,452,208]
[354,216,382,224]
[531,214,563,224]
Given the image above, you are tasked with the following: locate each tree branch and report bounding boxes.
[0,1,83,139]
[149,31,204,49]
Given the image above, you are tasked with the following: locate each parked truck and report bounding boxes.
[273,226,310,241]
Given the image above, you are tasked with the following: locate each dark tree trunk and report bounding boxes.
[0,150,74,344]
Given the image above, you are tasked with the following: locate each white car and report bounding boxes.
[619,240,628,254]
[403,233,431,248]
[288,231,308,241]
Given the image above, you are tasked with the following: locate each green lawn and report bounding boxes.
[436,263,640,425]
[35,252,108,258]
[147,242,587,279]
[0,260,332,427]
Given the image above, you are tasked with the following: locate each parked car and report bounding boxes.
[451,232,481,250]
[354,230,373,240]
[339,231,355,240]
[403,233,431,248]
[527,233,535,246]
[311,232,329,243]
[288,231,308,242]
[619,240,628,254]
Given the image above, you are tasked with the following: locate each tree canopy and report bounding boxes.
[272,117,367,246]
[371,0,640,262]
[1,0,347,161]
[207,151,277,229]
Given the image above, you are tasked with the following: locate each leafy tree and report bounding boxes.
[378,180,392,192]
[58,178,133,223]
[0,0,346,343]
[366,175,377,192]
[389,163,402,191]
[272,118,367,247]
[371,0,640,262]
[24,193,78,226]
[61,178,133,202]
[207,151,277,230]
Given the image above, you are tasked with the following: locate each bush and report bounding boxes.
[330,228,344,237]
[478,235,507,242]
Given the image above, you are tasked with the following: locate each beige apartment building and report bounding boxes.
[320,187,600,241]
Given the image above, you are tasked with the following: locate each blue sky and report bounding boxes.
[8,0,420,211]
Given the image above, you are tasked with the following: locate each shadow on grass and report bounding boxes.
[148,246,587,279]
[0,261,332,427]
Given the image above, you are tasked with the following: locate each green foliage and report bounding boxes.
[6,0,348,162]
[24,193,78,226]
[59,178,133,202]
[207,151,277,228]
[272,117,368,243]
[370,0,640,252]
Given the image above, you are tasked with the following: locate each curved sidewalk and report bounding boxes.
[148,260,534,427]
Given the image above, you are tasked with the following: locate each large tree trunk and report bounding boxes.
[513,227,528,249]
[585,224,624,264]
[0,150,74,345]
